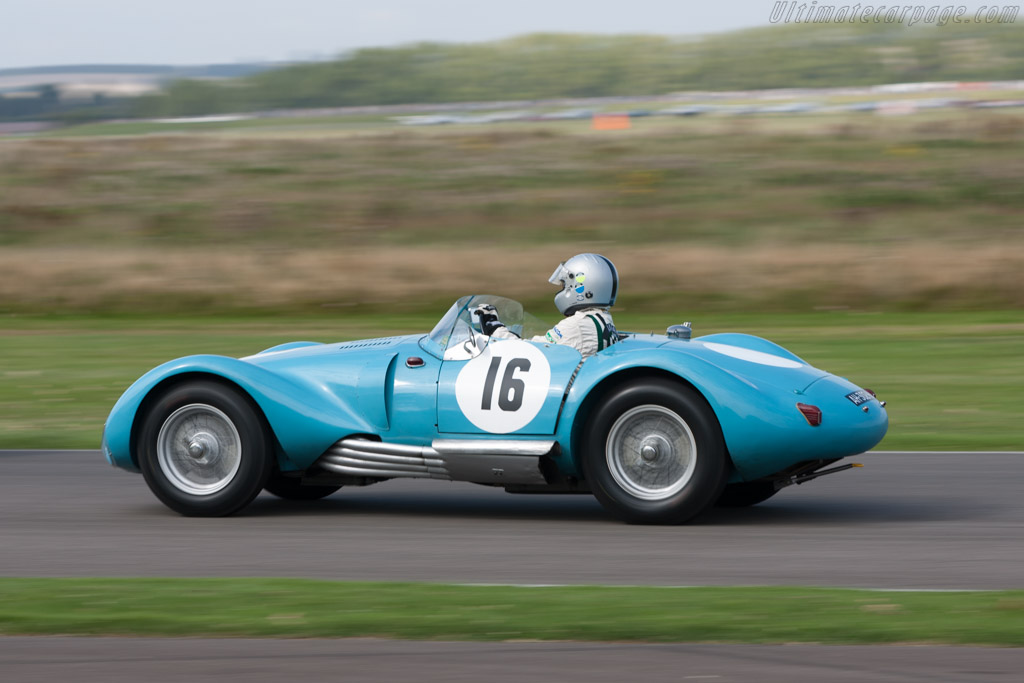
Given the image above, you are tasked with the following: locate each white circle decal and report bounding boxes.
[455,340,551,433]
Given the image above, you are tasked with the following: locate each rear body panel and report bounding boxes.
[552,333,886,480]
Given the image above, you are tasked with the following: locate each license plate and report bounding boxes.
[846,389,874,406]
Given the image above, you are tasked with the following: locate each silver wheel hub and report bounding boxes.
[187,433,219,461]
[157,404,241,496]
[640,436,669,462]
[605,404,698,501]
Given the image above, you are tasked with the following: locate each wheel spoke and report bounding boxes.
[605,404,697,501]
[157,404,242,496]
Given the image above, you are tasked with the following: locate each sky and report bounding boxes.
[4,0,1011,69]
[2,0,783,69]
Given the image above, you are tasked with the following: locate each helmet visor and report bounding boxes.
[548,263,569,286]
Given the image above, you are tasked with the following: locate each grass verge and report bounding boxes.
[1,579,1022,645]
[1,311,1021,451]
[1,310,1022,451]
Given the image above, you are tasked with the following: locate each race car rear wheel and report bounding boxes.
[264,472,341,500]
[582,379,727,524]
[138,380,273,517]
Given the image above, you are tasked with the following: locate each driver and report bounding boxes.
[476,253,619,359]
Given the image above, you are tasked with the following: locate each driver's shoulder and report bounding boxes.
[573,307,613,320]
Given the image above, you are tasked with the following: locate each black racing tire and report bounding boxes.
[715,481,779,508]
[581,379,728,524]
[137,380,273,517]
[264,472,341,501]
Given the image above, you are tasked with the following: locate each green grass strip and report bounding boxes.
[3,311,1023,451]
[1,579,1023,645]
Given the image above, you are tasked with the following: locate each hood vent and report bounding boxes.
[336,337,401,350]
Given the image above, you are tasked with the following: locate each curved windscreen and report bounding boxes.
[422,295,543,358]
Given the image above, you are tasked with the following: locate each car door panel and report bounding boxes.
[437,339,582,435]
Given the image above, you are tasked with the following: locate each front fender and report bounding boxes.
[102,354,374,473]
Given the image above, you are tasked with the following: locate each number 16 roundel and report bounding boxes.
[454,340,552,433]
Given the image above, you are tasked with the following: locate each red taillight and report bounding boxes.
[864,388,877,397]
[797,403,822,426]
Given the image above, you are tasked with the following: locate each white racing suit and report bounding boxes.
[493,307,617,359]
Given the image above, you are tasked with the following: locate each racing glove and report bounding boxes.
[473,304,506,336]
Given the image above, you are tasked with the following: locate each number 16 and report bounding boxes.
[481,356,531,412]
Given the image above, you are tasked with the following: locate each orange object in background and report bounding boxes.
[591,114,631,130]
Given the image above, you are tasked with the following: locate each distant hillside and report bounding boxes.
[131,23,1024,117]
[0,63,279,80]
[0,63,281,122]
[4,22,1023,122]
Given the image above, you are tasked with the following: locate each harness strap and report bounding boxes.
[587,314,606,352]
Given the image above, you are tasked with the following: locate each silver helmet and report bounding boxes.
[549,253,619,315]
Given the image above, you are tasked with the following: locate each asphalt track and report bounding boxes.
[1,450,1022,589]
[2,450,1023,680]
[3,637,1023,683]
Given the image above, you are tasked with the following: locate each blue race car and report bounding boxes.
[102,295,888,523]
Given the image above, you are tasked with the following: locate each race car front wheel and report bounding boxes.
[582,379,727,524]
[138,380,273,516]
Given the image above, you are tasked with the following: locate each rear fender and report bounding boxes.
[553,351,812,481]
[697,333,806,365]
[554,354,738,472]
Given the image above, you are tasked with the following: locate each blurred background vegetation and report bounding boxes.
[1,22,1022,449]
[1,113,1021,314]
[3,23,1024,122]
[138,23,1024,116]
